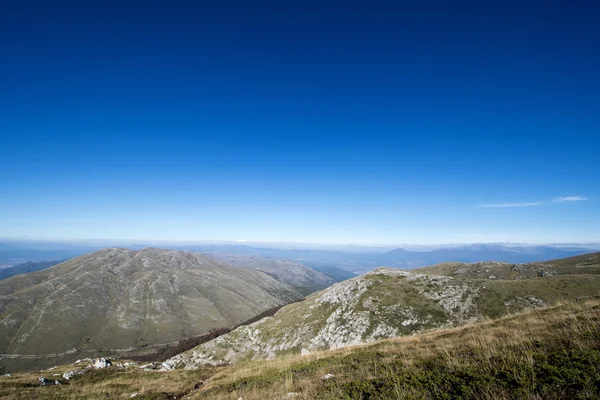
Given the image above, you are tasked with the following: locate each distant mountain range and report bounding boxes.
[0,241,596,275]
[0,260,63,280]
[175,243,596,273]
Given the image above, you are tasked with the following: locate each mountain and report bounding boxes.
[170,252,600,368]
[308,265,356,282]
[0,242,100,266]
[177,243,595,274]
[415,251,600,279]
[371,244,595,270]
[0,260,63,281]
[0,248,301,360]
[205,253,335,292]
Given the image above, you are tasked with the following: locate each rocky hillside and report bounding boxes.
[0,248,301,358]
[415,251,600,279]
[170,253,600,368]
[1,299,599,399]
[206,253,335,291]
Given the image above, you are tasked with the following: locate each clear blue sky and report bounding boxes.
[1,1,599,244]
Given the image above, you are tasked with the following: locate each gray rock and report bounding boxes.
[63,369,84,380]
[38,377,59,386]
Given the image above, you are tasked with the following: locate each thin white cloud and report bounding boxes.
[479,195,588,208]
[479,202,545,208]
[553,196,589,203]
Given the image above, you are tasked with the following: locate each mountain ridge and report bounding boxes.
[0,248,302,361]
[169,251,600,368]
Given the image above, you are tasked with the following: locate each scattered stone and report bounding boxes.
[300,348,311,356]
[161,361,174,370]
[488,275,497,280]
[322,373,335,380]
[286,392,300,397]
[4,374,11,377]
[130,393,139,398]
[538,269,553,277]
[93,357,112,369]
[38,377,60,386]
[63,370,84,380]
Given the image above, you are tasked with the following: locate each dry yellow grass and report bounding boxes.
[1,299,599,399]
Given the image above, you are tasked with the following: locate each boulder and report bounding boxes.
[38,377,60,386]
[63,370,84,380]
[161,361,174,370]
[93,357,112,369]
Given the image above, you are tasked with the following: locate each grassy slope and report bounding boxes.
[196,298,600,400]
[0,248,301,359]
[171,269,600,366]
[1,299,600,399]
[416,252,600,280]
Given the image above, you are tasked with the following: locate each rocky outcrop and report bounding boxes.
[93,358,111,369]
[169,264,600,369]
[62,370,83,380]
[168,268,480,368]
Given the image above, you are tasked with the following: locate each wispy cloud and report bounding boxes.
[479,195,588,208]
[553,196,589,203]
[479,202,544,208]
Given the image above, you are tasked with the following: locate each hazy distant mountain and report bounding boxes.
[0,260,63,280]
[1,241,594,276]
[373,244,594,269]
[0,242,99,265]
[178,243,595,274]
[309,265,356,281]
[206,253,334,292]
[0,248,301,357]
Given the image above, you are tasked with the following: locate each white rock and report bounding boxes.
[322,373,335,380]
[93,358,112,369]
[300,348,311,356]
[63,370,84,380]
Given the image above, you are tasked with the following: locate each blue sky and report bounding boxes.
[1,1,599,244]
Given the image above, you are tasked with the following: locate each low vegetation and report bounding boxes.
[1,298,599,399]
[192,298,600,399]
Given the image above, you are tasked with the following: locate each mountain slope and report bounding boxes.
[0,260,63,281]
[415,251,600,279]
[0,248,301,357]
[170,253,600,368]
[206,253,335,290]
[2,299,598,399]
